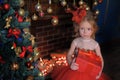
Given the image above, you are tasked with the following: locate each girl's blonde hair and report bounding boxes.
[74,11,98,39]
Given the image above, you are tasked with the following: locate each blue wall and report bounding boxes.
[95,0,120,43]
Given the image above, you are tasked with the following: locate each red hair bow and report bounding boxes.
[66,8,86,24]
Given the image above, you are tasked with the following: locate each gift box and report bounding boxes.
[75,49,102,77]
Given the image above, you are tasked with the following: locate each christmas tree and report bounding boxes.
[0,0,44,80]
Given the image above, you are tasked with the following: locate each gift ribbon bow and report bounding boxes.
[7,28,21,38]
[19,46,33,58]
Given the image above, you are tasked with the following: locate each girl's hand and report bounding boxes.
[70,59,79,70]
[70,62,79,70]
[96,75,100,80]
[96,72,101,80]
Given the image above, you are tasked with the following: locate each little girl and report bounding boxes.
[67,10,103,80]
[51,10,111,80]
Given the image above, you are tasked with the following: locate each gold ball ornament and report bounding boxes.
[51,17,59,26]
[61,0,67,7]
[95,9,99,15]
[79,0,84,6]
[18,8,25,16]
[20,0,25,7]
[86,6,90,11]
[35,3,42,12]
[47,7,53,14]
[32,13,38,21]
[93,1,98,6]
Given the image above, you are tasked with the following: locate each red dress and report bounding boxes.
[51,49,111,80]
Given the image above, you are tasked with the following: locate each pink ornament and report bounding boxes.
[39,11,44,17]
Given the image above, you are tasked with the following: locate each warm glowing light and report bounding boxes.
[37,53,68,76]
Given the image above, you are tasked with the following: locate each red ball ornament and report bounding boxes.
[3,3,10,10]
[98,0,103,3]
[18,16,23,22]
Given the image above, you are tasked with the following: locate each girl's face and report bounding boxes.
[79,21,93,39]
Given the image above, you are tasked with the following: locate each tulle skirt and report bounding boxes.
[51,49,111,80]
[51,66,111,80]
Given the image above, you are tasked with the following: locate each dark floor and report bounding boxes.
[101,45,120,80]
[45,43,120,80]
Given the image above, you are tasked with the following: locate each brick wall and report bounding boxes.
[31,15,74,56]
[27,0,75,56]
